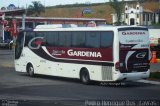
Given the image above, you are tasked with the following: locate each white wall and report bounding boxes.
[155,14,159,23]
[112,14,117,24]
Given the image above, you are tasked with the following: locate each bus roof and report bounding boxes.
[34,24,148,32]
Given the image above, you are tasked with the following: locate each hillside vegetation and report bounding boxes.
[36,0,159,23]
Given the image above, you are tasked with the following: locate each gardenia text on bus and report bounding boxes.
[67,49,102,58]
[122,32,145,35]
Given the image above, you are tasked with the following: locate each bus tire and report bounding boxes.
[80,68,90,85]
[27,64,34,77]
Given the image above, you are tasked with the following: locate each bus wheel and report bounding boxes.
[27,64,34,77]
[80,69,90,85]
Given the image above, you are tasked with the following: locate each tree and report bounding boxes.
[137,0,145,3]
[109,0,124,25]
[27,1,45,16]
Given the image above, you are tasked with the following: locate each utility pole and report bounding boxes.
[2,13,5,41]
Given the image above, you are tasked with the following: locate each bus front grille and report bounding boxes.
[102,66,113,81]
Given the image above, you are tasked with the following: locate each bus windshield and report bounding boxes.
[119,29,149,45]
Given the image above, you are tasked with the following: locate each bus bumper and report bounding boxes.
[113,70,150,81]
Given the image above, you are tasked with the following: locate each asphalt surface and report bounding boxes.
[0,50,160,106]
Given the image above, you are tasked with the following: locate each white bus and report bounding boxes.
[15,25,151,84]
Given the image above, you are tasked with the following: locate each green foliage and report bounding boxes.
[97,9,105,14]
[150,72,160,79]
[151,22,160,26]
[137,0,145,3]
[49,3,104,9]
[113,21,121,26]
[27,1,45,16]
[113,21,127,25]
[109,0,124,25]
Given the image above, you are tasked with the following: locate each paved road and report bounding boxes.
[0,50,160,106]
[0,50,14,68]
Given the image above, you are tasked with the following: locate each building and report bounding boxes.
[112,2,160,25]
[14,16,106,29]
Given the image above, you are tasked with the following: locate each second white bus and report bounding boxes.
[15,25,151,84]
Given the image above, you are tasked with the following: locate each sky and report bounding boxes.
[0,0,109,8]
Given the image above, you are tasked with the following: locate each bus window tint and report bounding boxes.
[36,32,46,46]
[45,32,58,47]
[86,32,100,48]
[59,32,71,47]
[72,32,85,47]
[45,32,53,46]
[25,32,35,47]
[52,32,58,46]
[101,32,113,48]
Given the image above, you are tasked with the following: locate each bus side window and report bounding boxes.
[100,31,113,48]
[59,32,71,47]
[72,32,85,48]
[85,31,100,48]
[53,32,58,46]
[45,32,58,47]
